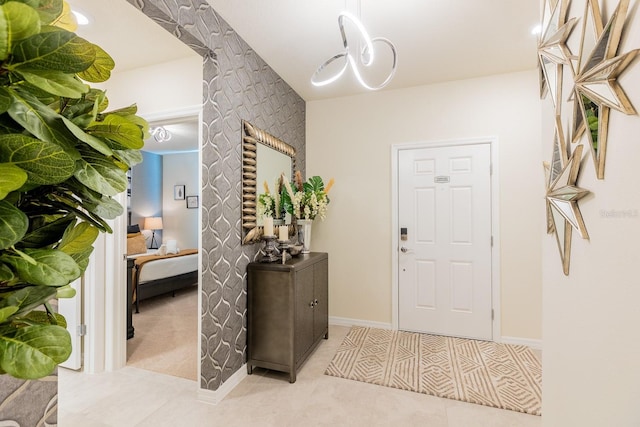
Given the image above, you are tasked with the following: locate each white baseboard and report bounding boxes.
[501,336,543,351]
[329,316,392,330]
[197,363,247,405]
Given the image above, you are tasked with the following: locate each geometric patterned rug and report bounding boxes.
[325,326,542,416]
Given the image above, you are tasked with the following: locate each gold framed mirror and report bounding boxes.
[242,121,296,244]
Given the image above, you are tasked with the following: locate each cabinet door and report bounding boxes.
[295,266,314,361]
[313,258,329,341]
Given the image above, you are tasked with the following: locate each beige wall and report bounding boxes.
[162,152,199,249]
[541,0,640,424]
[307,69,543,340]
[96,56,202,116]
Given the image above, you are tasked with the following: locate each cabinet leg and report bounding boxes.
[247,364,253,375]
[289,373,296,383]
[324,330,329,340]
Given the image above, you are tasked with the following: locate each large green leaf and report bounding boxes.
[0,87,11,113]
[15,0,64,26]
[20,215,72,248]
[0,134,75,184]
[304,176,325,193]
[9,27,94,73]
[2,2,41,49]
[0,285,56,318]
[2,248,81,286]
[16,68,89,98]
[0,323,70,379]
[62,116,112,156]
[87,114,144,150]
[74,152,127,196]
[69,246,92,271]
[113,149,143,168]
[0,306,18,322]
[77,43,114,83]
[69,182,123,219]
[58,221,98,255]
[7,88,79,152]
[0,200,28,250]
[0,163,27,199]
[0,262,15,283]
[0,4,7,60]
[48,0,75,32]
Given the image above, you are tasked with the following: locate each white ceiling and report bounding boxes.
[67,0,541,152]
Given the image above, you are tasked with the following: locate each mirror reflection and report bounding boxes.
[242,121,296,244]
[256,144,292,226]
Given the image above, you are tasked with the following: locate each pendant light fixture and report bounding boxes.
[311,0,397,90]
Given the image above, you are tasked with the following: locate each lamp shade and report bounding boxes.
[144,216,163,230]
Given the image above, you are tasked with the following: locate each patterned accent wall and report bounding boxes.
[126,0,306,390]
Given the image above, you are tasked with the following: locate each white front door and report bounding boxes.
[398,143,493,340]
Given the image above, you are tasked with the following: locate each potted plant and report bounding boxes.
[0,0,146,381]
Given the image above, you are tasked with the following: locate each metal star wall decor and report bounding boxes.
[537,0,577,110]
[546,145,589,275]
[571,0,639,179]
[545,116,569,234]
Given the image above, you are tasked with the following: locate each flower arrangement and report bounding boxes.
[257,177,284,219]
[282,171,334,221]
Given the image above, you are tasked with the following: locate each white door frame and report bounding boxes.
[391,137,501,341]
[85,105,203,373]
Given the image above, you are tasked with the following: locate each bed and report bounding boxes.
[125,229,198,339]
[129,249,198,312]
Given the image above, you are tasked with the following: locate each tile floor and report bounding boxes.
[59,325,542,426]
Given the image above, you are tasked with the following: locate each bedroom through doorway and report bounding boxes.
[126,112,202,381]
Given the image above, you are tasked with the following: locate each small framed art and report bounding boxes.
[174,185,185,200]
[186,195,199,209]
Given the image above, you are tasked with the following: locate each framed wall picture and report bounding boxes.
[186,195,199,209]
[174,185,185,200]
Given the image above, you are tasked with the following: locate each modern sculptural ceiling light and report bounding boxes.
[311,2,397,90]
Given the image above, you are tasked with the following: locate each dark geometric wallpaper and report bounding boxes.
[126,0,306,391]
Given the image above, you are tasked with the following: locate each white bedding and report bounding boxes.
[131,251,198,284]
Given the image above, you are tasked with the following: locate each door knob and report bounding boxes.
[400,247,409,253]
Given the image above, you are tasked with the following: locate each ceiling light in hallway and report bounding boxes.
[311,3,397,91]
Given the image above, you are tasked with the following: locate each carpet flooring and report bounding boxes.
[126,286,198,381]
[325,326,542,416]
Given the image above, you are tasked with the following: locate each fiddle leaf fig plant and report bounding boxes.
[0,0,146,379]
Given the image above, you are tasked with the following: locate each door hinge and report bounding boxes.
[77,324,87,337]
[491,236,493,247]
[491,309,495,321]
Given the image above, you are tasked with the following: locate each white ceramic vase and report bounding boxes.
[297,219,313,254]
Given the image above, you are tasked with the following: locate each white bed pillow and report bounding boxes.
[166,240,179,254]
[157,244,167,256]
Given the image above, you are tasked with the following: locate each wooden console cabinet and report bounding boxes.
[247,252,328,383]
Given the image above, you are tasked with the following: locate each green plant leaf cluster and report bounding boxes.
[0,0,146,379]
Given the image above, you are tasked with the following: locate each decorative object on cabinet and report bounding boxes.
[247,253,329,383]
[186,195,199,209]
[297,219,313,254]
[143,216,163,249]
[282,171,334,221]
[242,121,296,244]
[174,184,185,200]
